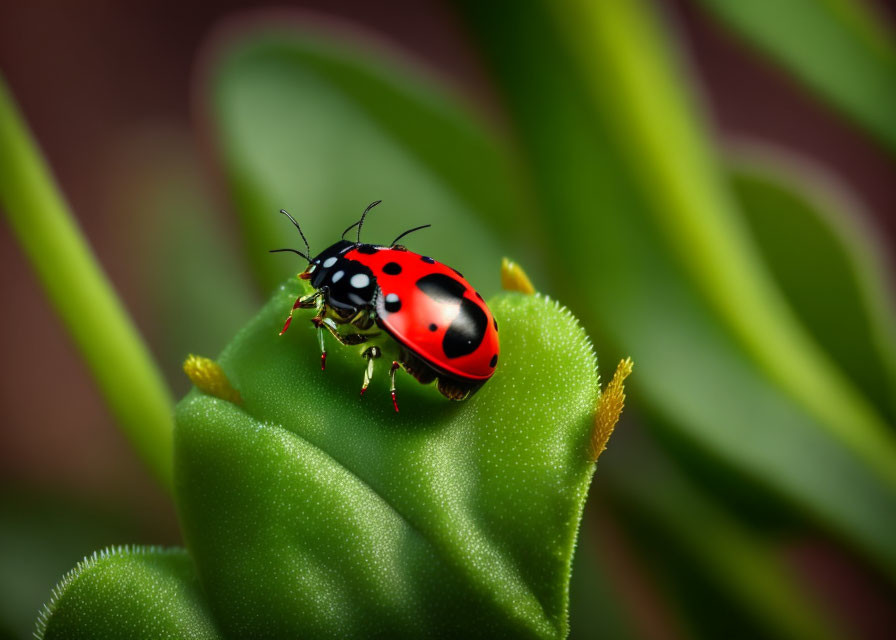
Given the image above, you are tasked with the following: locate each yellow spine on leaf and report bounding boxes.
[590,358,633,461]
[501,257,536,295]
[183,354,243,405]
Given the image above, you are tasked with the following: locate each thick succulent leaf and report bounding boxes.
[205,23,537,295]
[694,0,896,153]
[175,279,600,638]
[729,149,896,423]
[35,546,219,640]
[455,0,896,580]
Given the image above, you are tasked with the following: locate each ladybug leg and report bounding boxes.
[317,323,327,371]
[389,361,400,412]
[279,289,323,336]
[310,309,328,371]
[359,346,381,397]
[278,296,303,335]
[319,318,369,346]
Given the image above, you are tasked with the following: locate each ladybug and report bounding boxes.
[271,201,499,411]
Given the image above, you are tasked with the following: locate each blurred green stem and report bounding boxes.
[0,75,173,492]
[553,0,896,489]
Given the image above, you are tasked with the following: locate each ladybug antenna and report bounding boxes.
[341,220,361,240]
[391,224,432,247]
[279,209,311,258]
[354,200,382,244]
[269,247,310,262]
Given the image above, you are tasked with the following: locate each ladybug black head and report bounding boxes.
[306,240,354,289]
[306,240,377,311]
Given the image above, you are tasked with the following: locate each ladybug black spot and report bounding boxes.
[382,261,402,275]
[493,318,498,332]
[474,291,483,301]
[429,323,437,332]
[451,267,464,278]
[443,298,488,359]
[415,274,485,359]
[421,255,435,264]
[490,354,498,368]
[416,273,467,303]
[356,244,378,254]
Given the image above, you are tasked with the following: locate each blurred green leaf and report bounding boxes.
[455,0,896,581]
[207,25,537,295]
[603,427,841,640]
[118,131,260,392]
[695,0,896,153]
[0,493,140,640]
[175,285,599,637]
[567,507,639,640]
[36,546,219,640]
[549,0,894,483]
[729,147,896,423]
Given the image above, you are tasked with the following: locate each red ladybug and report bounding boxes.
[272,201,499,411]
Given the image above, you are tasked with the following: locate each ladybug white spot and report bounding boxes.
[323,256,338,268]
[331,270,344,283]
[384,292,401,312]
[350,273,370,289]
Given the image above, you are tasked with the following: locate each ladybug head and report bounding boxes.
[303,240,354,289]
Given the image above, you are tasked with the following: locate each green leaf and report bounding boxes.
[694,0,896,153]
[729,146,896,423]
[455,0,896,581]
[549,0,894,482]
[175,282,600,637]
[0,493,141,640]
[35,546,219,640]
[120,132,260,392]
[207,24,537,295]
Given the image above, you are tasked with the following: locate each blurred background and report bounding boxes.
[1,0,894,638]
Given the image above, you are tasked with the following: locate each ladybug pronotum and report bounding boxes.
[272,201,499,412]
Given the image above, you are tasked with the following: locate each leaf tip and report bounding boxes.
[500,257,536,294]
[183,354,243,405]
[589,357,633,461]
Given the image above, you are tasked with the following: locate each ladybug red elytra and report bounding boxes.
[271,201,499,412]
